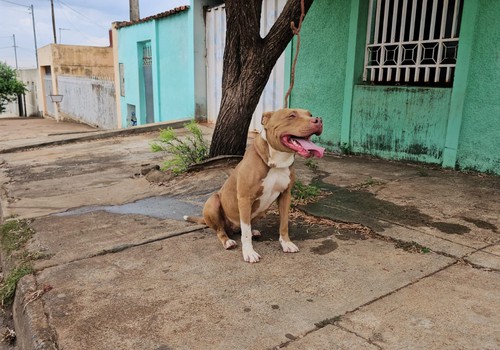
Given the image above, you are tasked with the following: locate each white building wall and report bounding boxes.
[58,76,118,129]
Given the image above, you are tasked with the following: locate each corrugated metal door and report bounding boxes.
[206,0,288,132]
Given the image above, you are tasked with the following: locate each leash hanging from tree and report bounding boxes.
[283,0,306,108]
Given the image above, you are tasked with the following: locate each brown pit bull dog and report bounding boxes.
[184,108,324,263]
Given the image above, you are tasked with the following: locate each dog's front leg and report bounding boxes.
[277,185,299,253]
[238,196,261,263]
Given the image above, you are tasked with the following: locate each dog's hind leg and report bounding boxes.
[203,193,237,250]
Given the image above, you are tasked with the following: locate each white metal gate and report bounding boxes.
[44,75,54,117]
[206,0,289,132]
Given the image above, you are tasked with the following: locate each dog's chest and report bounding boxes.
[253,167,291,217]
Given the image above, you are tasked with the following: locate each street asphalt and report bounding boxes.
[0,117,498,349]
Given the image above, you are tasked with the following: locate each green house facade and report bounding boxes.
[291,0,499,174]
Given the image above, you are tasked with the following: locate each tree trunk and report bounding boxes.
[209,0,314,157]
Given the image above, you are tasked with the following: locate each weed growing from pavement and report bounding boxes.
[0,219,39,305]
[0,219,35,254]
[291,180,321,205]
[340,142,352,155]
[394,240,431,254]
[304,159,319,171]
[314,316,342,328]
[151,120,209,175]
[0,262,33,306]
[351,176,385,190]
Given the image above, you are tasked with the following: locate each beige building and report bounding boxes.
[37,44,116,128]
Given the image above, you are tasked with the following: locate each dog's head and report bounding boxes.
[261,109,324,158]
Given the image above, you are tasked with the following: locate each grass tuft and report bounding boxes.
[292,180,321,206]
[0,263,33,306]
[0,219,35,254]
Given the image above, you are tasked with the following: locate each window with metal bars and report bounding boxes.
[363,0,463,86]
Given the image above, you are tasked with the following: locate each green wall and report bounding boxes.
[456,0,500,174]
[350,86,451,163]
[290,0,351,148]
[291,0,499,174]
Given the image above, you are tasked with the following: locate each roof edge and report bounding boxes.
[115,5,190,29]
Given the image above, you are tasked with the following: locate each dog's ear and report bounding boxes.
[261,111,273,125]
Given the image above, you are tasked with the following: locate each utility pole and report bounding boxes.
[51,0,57,44]
[129,0,140,21]
[12,34,18,70]
[30,4,39,67]
[59,28,70,44]
[12,34,24,116]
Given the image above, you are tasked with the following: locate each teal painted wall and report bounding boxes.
[118,21,155,126]
[456,0,500,174]
[350,86,451,164]
[118,10,194,127]
[155,11,195,121]
[290,0,351,148]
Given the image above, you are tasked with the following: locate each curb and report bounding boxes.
[0,118,191,154]
[13,274,57,350]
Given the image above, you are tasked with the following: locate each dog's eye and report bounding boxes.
[288,113,296,119]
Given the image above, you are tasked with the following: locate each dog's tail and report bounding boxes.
[183,215,206,225]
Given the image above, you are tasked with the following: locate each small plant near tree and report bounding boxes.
[292,180,321,206]
[151,120,209,175]
[0,62,26,113]
[304,159,318,171]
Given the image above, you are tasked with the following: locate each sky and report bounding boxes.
[0,0,188,69]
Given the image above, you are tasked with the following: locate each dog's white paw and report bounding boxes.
[243,249,261,263]
[224,239,237,250]
[251,229,261,237]
[280,238,299,253]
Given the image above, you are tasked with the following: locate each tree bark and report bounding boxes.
[209,0,314,157]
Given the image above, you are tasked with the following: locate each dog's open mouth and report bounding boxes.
[281,135,325,158]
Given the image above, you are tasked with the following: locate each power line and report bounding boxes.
[57,3,97,41]
[56,0,108,30]
[0,0,29,7]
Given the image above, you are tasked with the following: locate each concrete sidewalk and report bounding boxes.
[0,117,499,349]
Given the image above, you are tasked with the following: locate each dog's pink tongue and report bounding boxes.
[296,138,325,158]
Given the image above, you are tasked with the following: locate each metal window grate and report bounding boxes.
[363,0,463,85]
[143,43,152,66]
